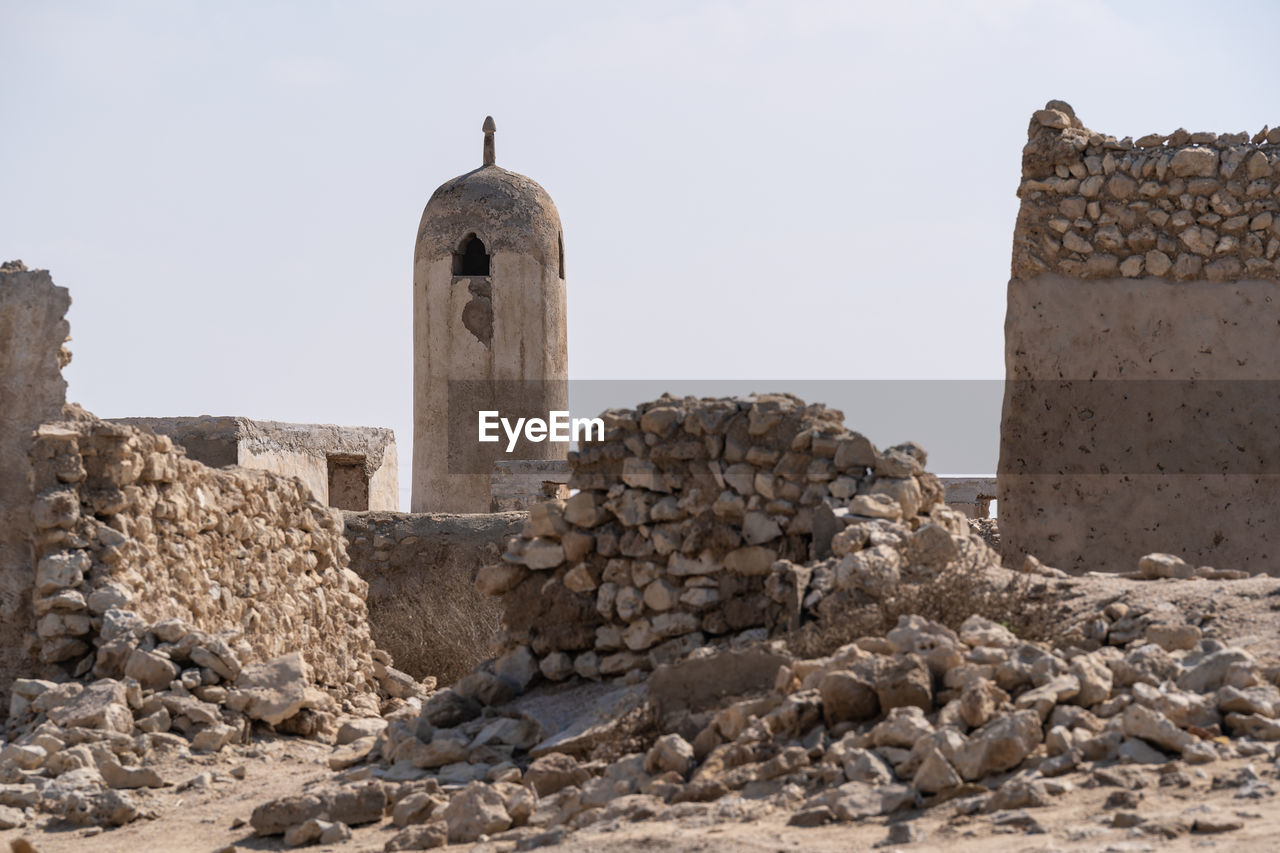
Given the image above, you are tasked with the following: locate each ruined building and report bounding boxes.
[109,417,398,512]
[412,117,569,513]
[999,101,1280,574]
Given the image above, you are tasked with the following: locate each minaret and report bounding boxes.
[411,118,568,512]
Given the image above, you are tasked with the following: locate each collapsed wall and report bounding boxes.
[27,412,382,705]
[475,394,994,682]
[1000,102,1280,574]
[0,261,71,704]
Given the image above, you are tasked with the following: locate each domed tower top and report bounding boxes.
[414,116,564,274]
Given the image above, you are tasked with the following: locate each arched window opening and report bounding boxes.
[557,231,565,280]
[453,233,490,276]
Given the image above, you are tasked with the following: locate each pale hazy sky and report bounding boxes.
[4,1,1277,507]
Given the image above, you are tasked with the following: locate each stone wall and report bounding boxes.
[475,394,992,682]
[0,261,71,703]
[1013,101,1279,282]
[1000,102,1280,574]
[111,416,399,511]
[26,412,380,702]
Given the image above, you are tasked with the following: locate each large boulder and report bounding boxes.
[523,753,589,796]
[48,680,132,734]
[820,670,879,726]
[952,710,1043,781]
[250,783,386,836]
[226,653,311,726]
[442,782,512,843]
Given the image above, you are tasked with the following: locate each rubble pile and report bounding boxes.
[271,599,1280,849]
[1015,100,1280,282]
[229,395,1278,849]
[476,394,996,685]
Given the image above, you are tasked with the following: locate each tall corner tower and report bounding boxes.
[412,117,568,513]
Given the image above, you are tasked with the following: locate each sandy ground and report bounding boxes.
[5,572,1280,853]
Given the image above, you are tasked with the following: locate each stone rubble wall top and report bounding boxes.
[1013,101,1280,282]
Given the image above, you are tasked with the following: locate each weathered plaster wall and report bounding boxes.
[239,420,399,512]
[111,416,398,511]
[343,511,523,603]
[413,254,568,514]
[1000,102,1280,574]
[368,441,399,512]
[238,443,330,509]
[0,262,70,702]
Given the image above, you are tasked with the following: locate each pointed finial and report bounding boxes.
[482,116,496,166]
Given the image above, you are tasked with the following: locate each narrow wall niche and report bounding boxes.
[327,454,369,510]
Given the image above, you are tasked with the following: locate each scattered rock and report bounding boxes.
[523,753,590,797]
[1192,813,1244,833]
[385,822,448,850]
[442,782,512,842]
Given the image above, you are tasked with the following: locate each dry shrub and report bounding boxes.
[367,569,504,686]
[785,565,1064,660]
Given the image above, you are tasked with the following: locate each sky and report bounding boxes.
[4,0,1278,509]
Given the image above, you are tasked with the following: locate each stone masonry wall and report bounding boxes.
[1013,101,1280,282]
[26,411,380,702]
[475,395,993,683]
[0,261,71,703]
[1001,102,1280,575]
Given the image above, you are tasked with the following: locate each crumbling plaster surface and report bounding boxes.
[111,416,398,511]
[0,262,70,702]
[342,510,523,639]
